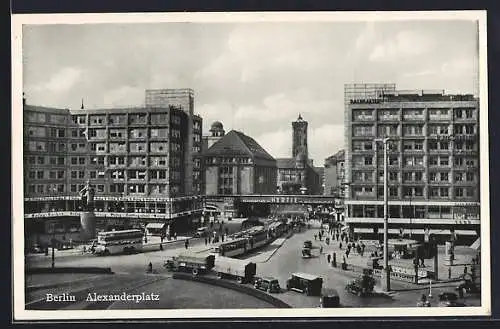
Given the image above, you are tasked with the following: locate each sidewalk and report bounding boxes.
[311,229,480,284]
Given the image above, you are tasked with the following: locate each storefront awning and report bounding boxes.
[146,222,166,229]
[470,237,480,250]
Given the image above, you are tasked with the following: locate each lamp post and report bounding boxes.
[374,137,391,292]
[51,222,55,269]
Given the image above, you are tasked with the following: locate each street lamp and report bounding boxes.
[374,137,391,292]
[51,222,55,269]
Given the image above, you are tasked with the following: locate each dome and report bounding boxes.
[211,121,224,130]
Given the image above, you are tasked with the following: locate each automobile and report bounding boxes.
[29,244,45,254]
[194,226,209,237]
[438,292,466,307]
[320,288,340,308]
[456,274,480,294]
[286,272,323,296]
[254,277,281,293]
[303,240,313,249]
[345,269,376,297]
[302,247,312,258]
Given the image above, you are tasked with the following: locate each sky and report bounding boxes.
[22,18,480,166]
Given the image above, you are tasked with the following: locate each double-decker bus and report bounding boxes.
[94,229,144,255]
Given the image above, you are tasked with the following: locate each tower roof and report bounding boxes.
[210,121,224,130]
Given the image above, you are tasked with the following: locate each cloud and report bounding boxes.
[402,69,435,77]
[101,86,145,107]
[308,124,345,165]
[254,129,291,159]
[33,67,83,93]
[369,30,434,62]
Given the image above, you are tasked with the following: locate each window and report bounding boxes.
[364,157,373,165]
[97,185,105,193]
[78,171,85,179]
[429,172,437,182]
[71,185,77,192]
[465,109,474,118]
[389,172,398,181]
[455,172,464,182]
[79,157,85,165]
[466,172,474,181]
[37,156,45,165]
[57,171,65,179]
[429,156,438,166]
[440,187,449,197]
[28,171,36,179]
[90,171,97,179]
[37,171,44,179]
[71,171,77,179]
[415,172,423,181]
[455,109,463,119]
[353,126,373,137]
[440,172,449,182]
[389,187,398,197]
[455,188,464,197]
[440,156,449,166]
[439,141,449,150]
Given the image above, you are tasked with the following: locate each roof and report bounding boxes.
[325,149,345,166]
[276,158,296,168]
[292,272,322,281]
[204,130,275,161]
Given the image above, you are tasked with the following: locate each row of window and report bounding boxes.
[352,170,476,183]
[352,108,476,121]
[352,155,477,167]
[351,186,476,198]
[206,157,253,165]
[353,139,477,152]
[349,204,478,219]
[69,113,182,126]
[26,183,178,195]
[26,155,188,168]
[353,124,477,137]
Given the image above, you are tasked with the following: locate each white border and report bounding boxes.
[12,10,490,321]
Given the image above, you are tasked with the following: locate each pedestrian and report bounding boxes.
[361,242,365,255]
[464,266,468,274]
[82,246,86,254]
[448,267,452,280]
[314,234,317,241]
[147,262,153,273]
[185,239,189,249]
[327,253,331,264]
[320,245,323,254]
[174,232,177,240]
[339,242,342,250]
[160,243,163,251]
[332,252,337,267]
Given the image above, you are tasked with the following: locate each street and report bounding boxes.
[25,222,481,309]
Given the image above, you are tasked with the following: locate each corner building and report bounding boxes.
[23,89,203,246]
[344,86,480,243]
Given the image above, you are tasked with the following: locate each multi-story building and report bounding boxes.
[203,130,277,219]
[276,114,321,195]
[23,89,204,246]
[324,149,345,197]
[344,85,480,243]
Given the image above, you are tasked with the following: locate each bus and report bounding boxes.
[94,229,144,255]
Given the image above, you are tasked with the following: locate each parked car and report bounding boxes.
[345,269,376,297]
[302,247,312,258]
[438,292,466,307]
[194,226,209,238]
[286,272,323,296]
[254,277,281,293]
[320,288,340,308]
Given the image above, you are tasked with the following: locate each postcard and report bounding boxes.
[12,10,490,321]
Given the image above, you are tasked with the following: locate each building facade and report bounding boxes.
[276,115,321,195]
[24,89,204,245]
[324,149,345,197]
[203,130,277,219]
[344,85,480,242]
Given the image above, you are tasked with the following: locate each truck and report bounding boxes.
[164,252,215,276]
[213,256,257,283]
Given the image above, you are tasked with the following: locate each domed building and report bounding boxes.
[202,121,226,152]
